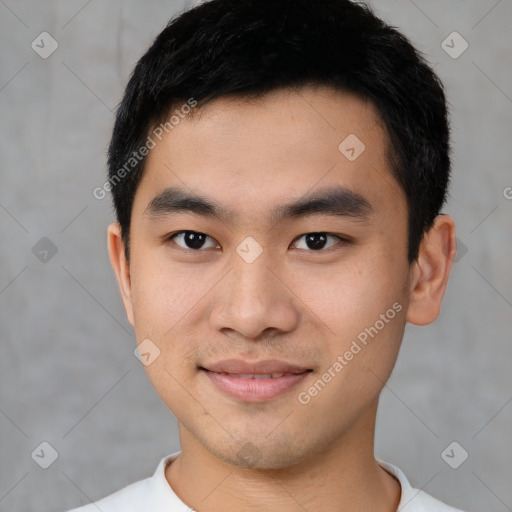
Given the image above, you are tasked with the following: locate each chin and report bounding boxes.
[204,432,315,470]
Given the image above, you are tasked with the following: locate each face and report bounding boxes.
[111,86,419,469]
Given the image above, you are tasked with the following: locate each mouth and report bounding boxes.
[199,359,313,402]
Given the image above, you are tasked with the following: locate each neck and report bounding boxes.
[165,400,401,512]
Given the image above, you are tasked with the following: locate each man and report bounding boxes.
[70,0,462,510]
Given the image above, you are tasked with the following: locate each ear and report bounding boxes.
[108,222,134,326]
[406,214,456,326]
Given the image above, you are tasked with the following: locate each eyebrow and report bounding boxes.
[144,185,372,223]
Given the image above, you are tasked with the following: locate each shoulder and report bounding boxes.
[65,452,185,512]
[405,490,464,512]
[378,459,465,512]
[66,476,153,512]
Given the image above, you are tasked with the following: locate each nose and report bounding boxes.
[208,252,300,341]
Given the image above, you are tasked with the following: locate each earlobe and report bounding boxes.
[107,223,135,326]
[406,215,456,326]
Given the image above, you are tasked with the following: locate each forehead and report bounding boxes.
[134,85,405,225]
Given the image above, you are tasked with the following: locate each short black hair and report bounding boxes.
[107,0,450,262]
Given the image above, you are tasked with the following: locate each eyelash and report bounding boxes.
[166,231,349,252]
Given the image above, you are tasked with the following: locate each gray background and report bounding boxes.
[0,1,511,511]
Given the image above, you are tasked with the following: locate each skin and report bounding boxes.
[108,85,456,512]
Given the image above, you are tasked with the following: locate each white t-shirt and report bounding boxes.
[67,452,464,512]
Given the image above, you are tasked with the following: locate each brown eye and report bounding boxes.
[170,231,220,250]
[291,233,342,251]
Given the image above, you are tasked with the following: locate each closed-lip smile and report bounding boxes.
[200,359,312,402]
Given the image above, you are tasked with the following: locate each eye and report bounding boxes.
[291,232,344,251]
[169,231,220,250]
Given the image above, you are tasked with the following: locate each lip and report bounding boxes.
[201,359,310,375]
[200,359,312,402]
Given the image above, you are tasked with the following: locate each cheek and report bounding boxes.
[291,257,405,336]
[293,265,407,414]
[130,252,202,335]
[128,252,218,376]
[289,253,408,389]
[129,256,206,408]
